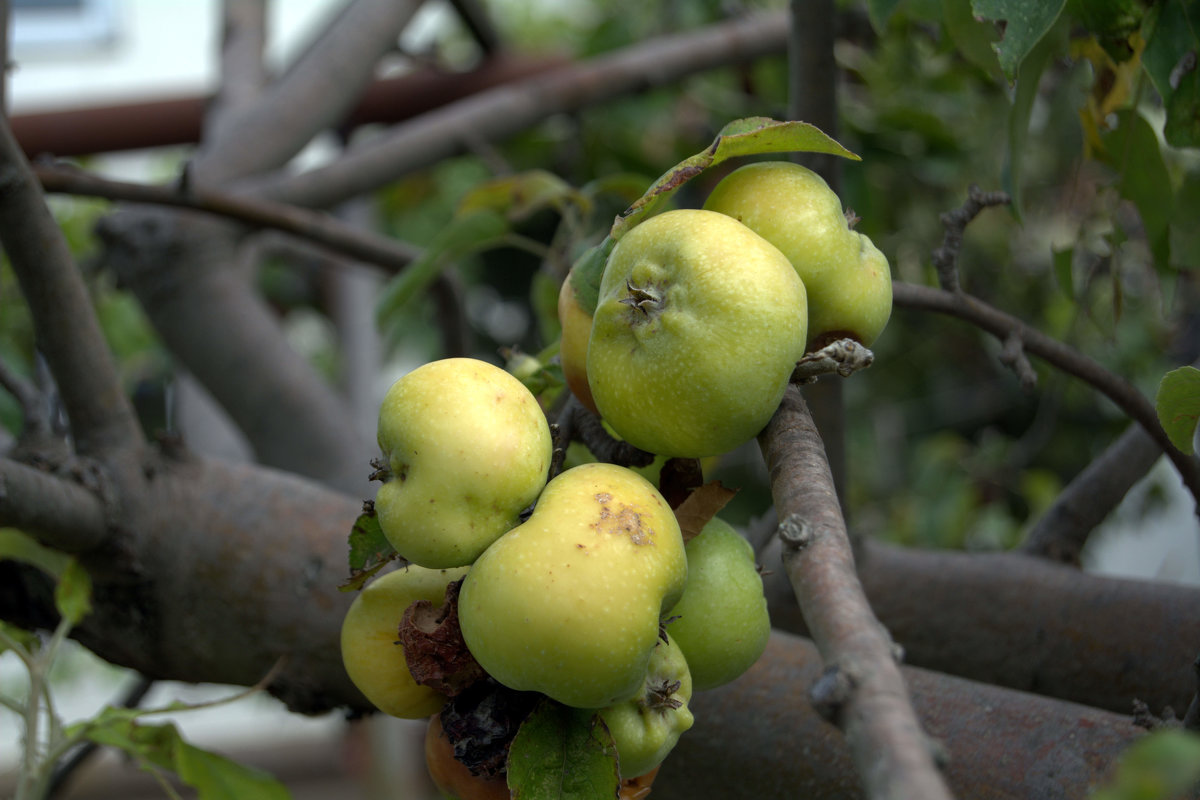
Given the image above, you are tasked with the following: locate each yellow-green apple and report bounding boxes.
[340,565,469,719]
[557,269,599,414]
[375,357,553,568]
[703,160,891,350]
[457,462,687,709]
[597,632,694,779]
[664,517,770,691]
[587,209,807,458]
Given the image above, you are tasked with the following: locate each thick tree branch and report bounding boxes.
[0,118,143,456]
[0,457,108,552]
[193,0,426,186]
[763,535,1200,716]
[202,0,269,145]
[758,386,953,800]
[658,632,1141,800]
[893,280,1200,509]
[245,10,791,209]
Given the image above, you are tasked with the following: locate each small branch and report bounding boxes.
[791,338,875,383]
[565,399,656,469]
[0,119,143,456]
[893,280,1200,512]
[1020,421,1164,563]
[998,331,1038,392]
[34,162,420,273]
[758,386,953,800]
[0,456,109,552]
[931,185,1011,292]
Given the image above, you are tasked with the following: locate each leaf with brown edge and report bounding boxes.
[673,481,738,543]
[399,579,487,696]
[340,502,402,592]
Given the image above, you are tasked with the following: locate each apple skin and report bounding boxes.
[664,516,770,691]
[457,462,687,709]
[558,270,600,414]
[375,357,553,569]
[587,209,807,458]
[703,160,891,350]
[340,565,469,719]
[598,632,694,779]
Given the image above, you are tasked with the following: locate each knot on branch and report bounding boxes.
[931,184,1011,292]
[777,513,815,550]
[809,662,859,725]
[999,332,1038,392]
[791,339,875,384]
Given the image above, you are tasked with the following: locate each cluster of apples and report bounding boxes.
[338,357,771,797]
[560,161,892,459]
[338,159,891,798]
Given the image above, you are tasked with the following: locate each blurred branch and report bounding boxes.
[0,457,109,553]
[203,0,269,144]
[193,0,426,186]
[893,280,1200,512]
[34,162,421,271]
[246,10,791,208]
[758,386,953,800]
[0,118,144,456]
[930,185,1011,293]
[1019,421,1164,563]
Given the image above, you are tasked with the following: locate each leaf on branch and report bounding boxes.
[55,558,93,626]
[507,699,620,800]
[1156,366,1200,455]
[971,0,1067,80]
[611,117,859,241]
[1143,0,1200,149]
[398,578,486,696]
[340,506,400,592]
[673,480,738,544]
[72,711,290,800]
[458,169,591,222]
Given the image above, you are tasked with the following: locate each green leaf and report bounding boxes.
[458,170,590,221]
[340,508,400,592]
[0,527,70,577]
[567,237,615,318]
[972,0,1067,80]
[54,558,92,626]
[943,0,1004,81]
[1100,109,1175,264]
[75,711,290,800]
[610,117,859,240]
[1052,246,1074,296]
[1170,171,1200,270]
[1091,729,1200,800]
[867,0,906,31]
[1156,366,1200,454]
[507,700,620,800]
[1003,20,1062,217]
[0,619,39,656]
[1143,0,1200,148]
[1165,64,1200,148]
[375,209,510,329]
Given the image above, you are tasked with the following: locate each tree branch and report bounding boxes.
[0,456,108,553]
[202,0,269,145]
[245,10,791,208]
[758,386,953,800]
[0,117,143,456]
[892,280,1200,510]
[193,0,426,186]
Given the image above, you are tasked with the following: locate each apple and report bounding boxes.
[587,209,807,458]
[557,268,600,414]
[340,565,469,719]
[598,632,694,779]
[375,357,553,569]
[664,516,770,691]
[457,462,687,709]
[702,160,892,350]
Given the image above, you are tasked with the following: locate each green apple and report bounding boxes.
[597,632,694,779]
[587,209,807,458]
[375,357,553,568]
[703,160,891,350]
[457,462,687,709]
[665,517,770,691]
[340,565,469,719]
[557,268,599,414]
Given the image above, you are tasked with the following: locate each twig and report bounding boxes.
[0,118,143,456]
[893,280,1200,513]
[34,163,421,273]
[566,400,656,469]
[758,386,954,800]
[931,185,1011,292]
